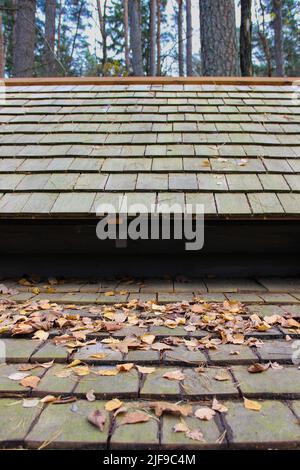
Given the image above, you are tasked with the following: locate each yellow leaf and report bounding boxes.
[141,334,155,345]
[89,354,108,360]
[136,366,156,374]
[117,363,134,372]
[244,397,262,411]
[96,368,119,376]
[72,366,90,376]
[104,291,115,297]
[66,360,81,368]
[32,330,49,341]
[105,398,123,412]
[32,287,40,294]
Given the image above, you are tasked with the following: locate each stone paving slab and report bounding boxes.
[1,339,40,363]
[207,344,258,365]
[224,400,300,449]
[256,340,294,363]
[25,400,109,449]
[36,364,78,396]
[0,363,45,395]
[31,342,69,363]
[140,367,181,399]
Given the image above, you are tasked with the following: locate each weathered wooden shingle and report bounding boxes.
[0,82,299,218]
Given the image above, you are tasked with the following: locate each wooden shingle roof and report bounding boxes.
[0,78,299,218]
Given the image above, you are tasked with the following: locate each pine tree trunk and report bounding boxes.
[178,0,184,76]
[273,0,284,76]
[149,0,156,76]
[97,0,107,72]
[200,0,238,76]
[57,0,63,59]
[0,12,4,77]
[124,0,130,73]
[156,0,161,76]
[186,0,192,76]
[129,0,143,76]
[12,0,36,77]
[43,0,56,77]
[240,0,252,76]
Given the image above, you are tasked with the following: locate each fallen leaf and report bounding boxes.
[89,354,108,359]
[87,409,106,431]
[52,396,77,404]
[185,429,205,442]
[32,330,49,341]
[72,366,90,376]
[105,398,123,412]
[120,411,150,425]
[55,369,72,378]
[212,398,228,413]
[136,365,156,374]
[173,421,189,433]
[66,359,82,368]
[40,395,56,403]
[194,407,216,421]
[149,402,192,417]
[214,370,231,381]
[20,376,40,389]
[163,370,185,381]
[141,334,155,345]
[8,372,30,381]
[22,398,39,408]
[151,342,173,351]
[244,397,262,411]
[269,362,283,370]
[248,363,269,373]
[116,363,134,372]
[86,389,96,402]
[96,368,119,376]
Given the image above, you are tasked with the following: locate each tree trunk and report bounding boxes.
[149,0,156,76]
[57,0,63,59]
[12,0,36,77]
[199,0,238,76]
[129,0,143,76]
[186,0,192,76]
[0,12,4,77]
[124,0,130,73]
[240,0,252,76]
[178,0,184,76]
[258,0,272,76]
[43,0,56,77]
[97,0,107,72]
[273,0,284,76]
[156,0,161,76]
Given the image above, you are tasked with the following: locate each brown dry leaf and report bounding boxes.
[194,407,216,421]
[214,370,231,381]
[87,409,106,431]
[20,376,40,389]
[40,395,56,403]
[173,421,189,433]
[105,398,123,412]
[163,370,185,381]
[116,363,134,372]
[244,397,262,412]
[151,342,173,351]
[52,396,77,404]
[32,330,49,341]
[149,402,192,417]
[66,359,82,368]
[96,368,119,376]
[136,365,156,374]
[248,363,269,374]
[86,389,96,402]
[212,398,228,413]
[141,334,156,345]
[185,429,205,442]
[120,411,150,425]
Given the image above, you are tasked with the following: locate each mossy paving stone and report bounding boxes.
[74,367,139,398]
[74,342,122,364]
[0,398,42,447]
[223,400,300,449]
[257,340,294,363]
[125,349,160,364]
[182,367,239,399]
[161,414,224,450]
[25,400,109,449]
[246,304,285,317]
[245,326,283,340]
[148,325,188,337]
[291,401,300,420]
[232,365,300,398]
[0,338,41,363]
[140,367,181,399]
[30,341,69,363]
[35,364,78,396]
[207,344,258,365]
[110,402,159,450]
[0,363,45,395]
[163,346,207,366]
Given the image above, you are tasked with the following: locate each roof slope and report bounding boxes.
[0,81,300,218]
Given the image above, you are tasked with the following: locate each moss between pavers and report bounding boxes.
[224,400,300,449]
[110,402,159,450]
[140,367,181,399]
[161,414,224,450]
[0,363,45,395]
[207,344,258,365]
[1,338,40,363]
[25,400,109,449]
[232,365,300,398]
[74,367,139,398]
[182,367,239,399]
[0,398,42,447]
[35,364,78,396]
